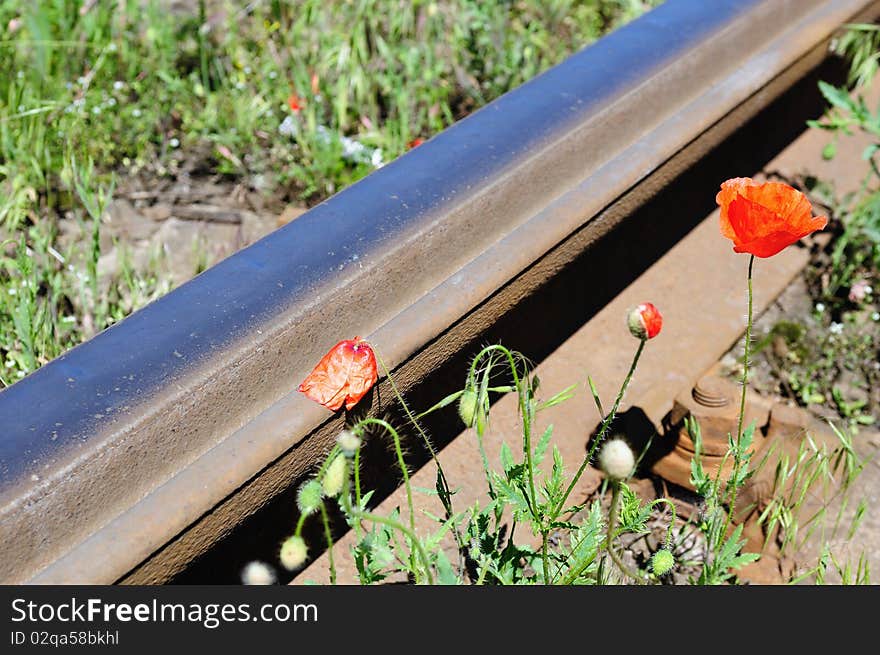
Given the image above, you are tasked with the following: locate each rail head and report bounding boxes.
[1,0,876,584]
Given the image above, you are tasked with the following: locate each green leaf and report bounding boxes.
[819,80,856,112]
[434,550,459,585]
[536,383,576,411]
[499,442,515,476]
[415,389,464,419]
[492,473,532,518]
[533,424,553,467]
[615,483,653,535]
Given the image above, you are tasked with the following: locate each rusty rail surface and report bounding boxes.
[1,0,878,584]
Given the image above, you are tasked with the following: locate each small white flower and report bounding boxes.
[107,42,118,53]
[829,322,843,335]
[815,302,825,313]
[278,115,298,137]
[340,134,365,159]
[872,312,880,321]
[92,105,101,115]
[77,76,87,85]
[268,70,277,79]
[169,137,180,148]
[243,66,252,75]
[106,97,116,107]
[16,71,24,79]
[132,108,142,117]
[113,80,125,91]
[371,148,384,168]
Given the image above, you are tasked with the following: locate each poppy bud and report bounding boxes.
[241,561,276,585]
[337,429,361,457]
[651,549,675,576]
[280,535,308,571]
[458,389,486,431]
[458,389,478,427]
[598,438,635,480]
[296,480,323,516]
[322,454,346,498]
[627,302,662,340]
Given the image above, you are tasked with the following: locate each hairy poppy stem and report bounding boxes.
[357,418,418,574]
[727,254,755,531]
[553,339,646,519]
[605,482,645,584]
[338,483,434,584]
[469,345,539,519]
[373,350,460,525]
[319,503,336,585]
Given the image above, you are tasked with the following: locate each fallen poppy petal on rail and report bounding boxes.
[297,337,378,411]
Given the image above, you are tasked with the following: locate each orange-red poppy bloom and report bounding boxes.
[298,337,378,411]
[287,93,305,113]
[407,138,424,149]
[716,178,827,258]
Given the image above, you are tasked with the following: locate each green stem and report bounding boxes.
[354,446,363,512]
[357,417,417,573]
[469,345,538,519]
[726,254,755,530]
[475,428,496,499]
[352,510,435,585]
[319,503,336,585]
[605,482,644,584]
[372,350,462,544]
[197,0,210,91]
[541,533,550,584]
[554,339,646,518]
[338,471,434,585]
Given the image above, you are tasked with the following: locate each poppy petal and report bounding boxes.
[716,178,826,257]
[298,338,378,412]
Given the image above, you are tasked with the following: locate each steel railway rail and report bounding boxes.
[1,0,877,584]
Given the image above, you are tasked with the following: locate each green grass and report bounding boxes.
[0,0,659,388]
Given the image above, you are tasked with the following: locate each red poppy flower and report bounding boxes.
[627,303,662,340]
[716,178,827,258]
[287,93,305,113]
[407,138,424,149]
[297,337,378,411]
